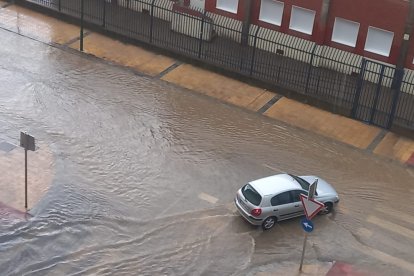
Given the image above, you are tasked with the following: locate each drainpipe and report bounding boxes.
[317,0,331,45]
[241,0,253,46]
[388,0,414,128]
[391,0,414,89]
[396,0,414,72]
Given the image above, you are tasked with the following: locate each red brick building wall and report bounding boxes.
[191,0,412,67]
[250,0,322,41]
[326,0,408,65]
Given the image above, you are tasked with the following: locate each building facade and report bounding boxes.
[184,0,413,69]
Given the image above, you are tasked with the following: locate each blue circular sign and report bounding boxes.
[301,218,314,233]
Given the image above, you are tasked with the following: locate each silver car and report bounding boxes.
[235,174,339,230]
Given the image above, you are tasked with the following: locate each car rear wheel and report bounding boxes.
[319,202,333,215]
[262,216,277,230]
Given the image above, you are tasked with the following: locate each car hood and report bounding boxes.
[300,176,338,196]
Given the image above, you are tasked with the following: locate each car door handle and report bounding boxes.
[294,205,300,207]
[273,209,278,211]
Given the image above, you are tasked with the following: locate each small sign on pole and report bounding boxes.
[308,178,318,199]
[300,194,325,220]
[20,132,35,210]
[299,180,324,272]
[300,218,314,233]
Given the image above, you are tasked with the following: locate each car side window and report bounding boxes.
[270,191,292,206]
[291,190,306,202]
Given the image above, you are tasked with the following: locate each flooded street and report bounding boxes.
[1,27,414,275]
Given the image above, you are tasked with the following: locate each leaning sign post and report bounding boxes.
[299,179,324,271]
[20,132,35,210]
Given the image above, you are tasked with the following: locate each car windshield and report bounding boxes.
[289,174,311,190]
[242,184,262,206]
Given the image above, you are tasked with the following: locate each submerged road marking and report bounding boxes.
[198,193,218,204]
[407,168,414,178]
[376,206,414,226]
[356,227,373,239]
[338,205,351,215]
[367,216,414,240]
[354,243,414,274]
[225,202,237,213]
[155,192,188,218]
[262,164,284,173]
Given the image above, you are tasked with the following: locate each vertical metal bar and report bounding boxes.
[369,65,385,124]
[198,11,206,59]
[150,0,156,44]
[316,74,321,94]
[102,0,106,27]
[24,148,28,210]
[305,44,317,94]
[58,0,61,12]
[277,66,281,83]
[351,59,367,118]
[388,68,404,129]
[299,232,308,271]
[249,26,260,76]
[80,0,84,51]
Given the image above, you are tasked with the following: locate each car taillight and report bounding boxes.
[251,208,262,217]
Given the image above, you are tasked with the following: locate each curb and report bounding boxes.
[406,152,414,167]
[0,201,29,220]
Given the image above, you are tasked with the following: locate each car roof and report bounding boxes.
[249,174,301,196]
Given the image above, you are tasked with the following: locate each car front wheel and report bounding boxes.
[319,202,333,215]
[262,216,277,230]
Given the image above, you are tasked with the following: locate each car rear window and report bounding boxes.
[289,174,310,190]
[242,184,262,206]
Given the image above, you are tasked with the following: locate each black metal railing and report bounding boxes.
[20,0,414,132]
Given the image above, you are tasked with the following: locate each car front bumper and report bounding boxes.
[234,198,263,226]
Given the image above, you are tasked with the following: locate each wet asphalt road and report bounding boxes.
[0,27,414,275]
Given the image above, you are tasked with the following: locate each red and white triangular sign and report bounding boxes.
[300,194,324,220]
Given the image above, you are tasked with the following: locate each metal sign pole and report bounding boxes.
[20,132,35,211]
[299,178,319,271]
[80,0,84,51]
[299,232,308,271]
[24,148,28,210]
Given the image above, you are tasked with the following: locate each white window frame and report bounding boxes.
[216,0,238,14]
[190,0,205,10]
[259,0,284,26]
[331,17,360,47]
[289,6,316,35]
[364,26,394,57]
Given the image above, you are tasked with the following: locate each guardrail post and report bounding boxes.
[351,59,367,117]
[369,65,386,124]
[102,0,106,27]
[80,0,84,51]
[198,10,206,59]
[305,44,317,94]
[387,68,404,129]
[150,0,156,44]
[249,26,260,76]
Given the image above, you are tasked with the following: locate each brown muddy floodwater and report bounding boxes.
[0,28,413,275]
